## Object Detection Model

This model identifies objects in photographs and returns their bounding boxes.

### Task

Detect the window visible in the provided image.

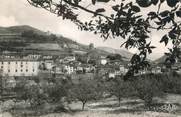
[1,66,3,69]
[15,69,18,72]
[21,65,23,67]
[21,69,23,72]
[8,69,10,72]
[26,69,28,72]
[8,62,10,64]
[1,62,3,64]
[33,69,35,72]
[16,61,17,64]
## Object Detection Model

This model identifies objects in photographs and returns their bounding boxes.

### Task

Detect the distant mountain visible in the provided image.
[0,25,132,61]
[0,25,88,51]
[97,47,133,60]
[0,25,46,35]
[86,48,110,59]
[154,55,167,64]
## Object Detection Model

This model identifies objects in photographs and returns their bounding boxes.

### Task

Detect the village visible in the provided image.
[0,49,181,86]
[0,51,165,78]
[1,0,181,116]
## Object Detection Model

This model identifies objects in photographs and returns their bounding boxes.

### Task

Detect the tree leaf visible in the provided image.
[160,35,169,46]
[97,0,110,2]
[92,0,96,5]
[151,0,159,5]
[176,11,181,18]
[150,46,156,49]
[168,31,177,39]
[166,0,179,7]
[159,10,170,17]
[112,5,119,11]
[131,5,141,12]
[95,8,106,13]
[148,12,157,16]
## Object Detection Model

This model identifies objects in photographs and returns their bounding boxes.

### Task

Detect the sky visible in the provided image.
[0,0,173,60]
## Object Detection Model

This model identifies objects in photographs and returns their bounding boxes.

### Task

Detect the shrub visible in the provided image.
[70,79,101,110]
[133,74,164,106]
[107,78,136,106]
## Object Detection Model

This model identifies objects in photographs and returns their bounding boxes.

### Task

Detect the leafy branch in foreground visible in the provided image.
[27,0,181,79]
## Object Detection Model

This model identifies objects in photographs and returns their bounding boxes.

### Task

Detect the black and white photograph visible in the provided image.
[0,0,181,117]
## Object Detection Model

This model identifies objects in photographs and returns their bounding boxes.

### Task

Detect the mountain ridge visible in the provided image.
[97,46,133,60]
[0,25,133,60]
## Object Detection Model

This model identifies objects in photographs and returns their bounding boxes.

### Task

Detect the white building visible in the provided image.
[43,60,54,70]
[151,66,162,74]
[99,56,108,65]
[119,65,128,74]
[64,56,76,62]
[64,65,75,74]
[0,59,40,76]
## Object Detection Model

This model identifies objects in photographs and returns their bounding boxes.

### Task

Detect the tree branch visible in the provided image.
[62,0,113,20]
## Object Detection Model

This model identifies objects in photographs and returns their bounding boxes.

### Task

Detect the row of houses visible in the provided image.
[1,53,174,78]
[0,53,130,77]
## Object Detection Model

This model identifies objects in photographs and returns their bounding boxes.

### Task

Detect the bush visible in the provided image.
[160,72,181,94]
[107,78,136,106]
[70,79,101,110]
[133,74,164,106]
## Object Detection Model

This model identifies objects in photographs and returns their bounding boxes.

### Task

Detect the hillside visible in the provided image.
[0,25,88,52]
[97,47,133,60]
[0,25,45,35]
[154,55,167,64]
[0,25,133,61]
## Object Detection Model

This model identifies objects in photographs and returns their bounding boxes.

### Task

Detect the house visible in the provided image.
[63,65,75,74]
[119,65,128,75]
[0,54,42,76]
[151,66,162,74]
[64,56,76,62]
[98,56,108,65]
[0,59,40,76]
[108,72,116,78]
[43,60,54,70]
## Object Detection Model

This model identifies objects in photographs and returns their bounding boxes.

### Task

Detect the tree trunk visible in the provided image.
[118,97,121,107]
[82,102,86,110]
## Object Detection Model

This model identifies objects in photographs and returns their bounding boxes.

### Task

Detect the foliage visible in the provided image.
[45,79,71,103]
[89,43,95,50]
[107,78,136,106]
[28,85,48,108]
[106,54,123,61]
[13,78,72,110]
[70,79,101,110]
[133,74,164,106]
[21,30,56,43]
[159,72,181,94]
[27,0,181,79]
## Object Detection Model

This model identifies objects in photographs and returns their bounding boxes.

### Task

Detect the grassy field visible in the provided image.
[1,93,181,117]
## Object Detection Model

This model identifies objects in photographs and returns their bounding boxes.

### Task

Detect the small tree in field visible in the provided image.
[107,78,136,106]
[14,79,29,102]
[26,84,48,108]
[134,75,163,107]
[70,79,99,110]
[45,81,69,103]
[14,80,47,108]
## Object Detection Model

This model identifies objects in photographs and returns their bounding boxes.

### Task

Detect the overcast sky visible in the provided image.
[0,0,172,60]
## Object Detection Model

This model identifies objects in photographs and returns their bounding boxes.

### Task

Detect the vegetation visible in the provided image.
[70,79,102,110]
[107,78,136,106]
[1,72,181,115]
[107,54,123,61]
[134,75,164,106]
